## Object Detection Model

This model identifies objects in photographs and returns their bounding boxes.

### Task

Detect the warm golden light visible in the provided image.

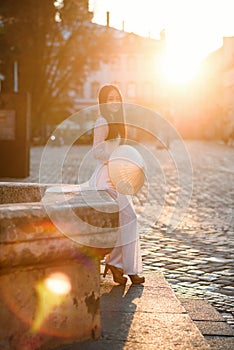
[159,0,225,85]
[91,0,234,85]
[45,272,71,295]
[31,272,71,332]
[161,51,200,84]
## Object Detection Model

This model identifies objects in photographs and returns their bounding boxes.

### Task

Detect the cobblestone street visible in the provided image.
[2,140,234,329]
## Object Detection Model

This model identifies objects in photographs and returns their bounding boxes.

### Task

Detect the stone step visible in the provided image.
[179,297,234,350]
[57,271,210,349]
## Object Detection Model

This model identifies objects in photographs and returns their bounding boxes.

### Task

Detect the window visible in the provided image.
[76,84,84,98]
[91,82,100,99]
[143,82,153,100]
[127,55,136,71]
[127,82,136,98]
[111,57,120,70]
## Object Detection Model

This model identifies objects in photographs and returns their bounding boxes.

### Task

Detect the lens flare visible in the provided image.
[31,272,71,333]
[39,103,193,247]
[45,272,71,295]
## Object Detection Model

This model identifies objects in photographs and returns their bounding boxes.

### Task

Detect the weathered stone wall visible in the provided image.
[0,182,48,204]
[0,185,119,349]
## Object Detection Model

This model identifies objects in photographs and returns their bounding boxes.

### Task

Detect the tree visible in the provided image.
[0,0,113,138]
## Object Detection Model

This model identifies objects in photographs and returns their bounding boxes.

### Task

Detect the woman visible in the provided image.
[92,84,145,285]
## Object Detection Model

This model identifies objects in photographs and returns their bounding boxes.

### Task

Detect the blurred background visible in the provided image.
[0,0,233,145]
[0,1,233,328]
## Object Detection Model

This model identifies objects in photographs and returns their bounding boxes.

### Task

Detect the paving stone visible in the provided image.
[205,337,234,350]
[194,321,234,336]
[179,298,224,321]
[2,141,234,341]
[55,271,210,350]
[178,276,199,283]
[218,280,234,286]
[108,312,209,349]
[187,270,205,276]
[199,274,219,282]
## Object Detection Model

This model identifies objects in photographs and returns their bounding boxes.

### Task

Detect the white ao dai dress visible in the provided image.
[92,116,143,274]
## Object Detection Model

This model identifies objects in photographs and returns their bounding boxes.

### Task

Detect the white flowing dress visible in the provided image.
[92,116,143,274]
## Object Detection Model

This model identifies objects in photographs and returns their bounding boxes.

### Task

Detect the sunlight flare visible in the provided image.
[161,49,200,84]
[31,272,71,333]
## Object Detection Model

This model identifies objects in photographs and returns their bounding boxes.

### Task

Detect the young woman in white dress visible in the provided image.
[92,84,145,285]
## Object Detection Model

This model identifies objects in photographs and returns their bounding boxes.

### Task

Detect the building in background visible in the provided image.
[73,14,234,142]
[198,36,234,141]
[69,20,172,145]
[74,23,166,110]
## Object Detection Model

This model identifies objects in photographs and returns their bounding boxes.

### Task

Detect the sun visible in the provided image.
[161,44,201,85]
[158,0,226,85]
[91,0,233,85]
[159,24,222,85]
[160,25,223,85]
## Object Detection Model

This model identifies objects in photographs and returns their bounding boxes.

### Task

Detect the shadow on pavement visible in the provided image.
[58,282,144,350]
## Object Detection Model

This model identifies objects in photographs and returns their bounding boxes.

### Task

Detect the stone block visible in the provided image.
[206,337,234,350]
[194,321,234,336]
[0,188,119,349]
[0,261,100,350]
[101,311,209,349]
[0,182,47,204]
[100,277,185,314]
[179,298,224,321]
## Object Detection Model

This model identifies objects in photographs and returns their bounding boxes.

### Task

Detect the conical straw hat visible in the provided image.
[108,145,145,195]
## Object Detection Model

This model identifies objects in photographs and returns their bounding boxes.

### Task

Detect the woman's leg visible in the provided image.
[108,195,143,275]
[108,239,143,274]
[95,166,143,275]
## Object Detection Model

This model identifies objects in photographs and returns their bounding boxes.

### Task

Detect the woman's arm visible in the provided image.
[92,116,111,162]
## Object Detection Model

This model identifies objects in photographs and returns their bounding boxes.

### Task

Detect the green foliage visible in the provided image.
[0,0,113,137]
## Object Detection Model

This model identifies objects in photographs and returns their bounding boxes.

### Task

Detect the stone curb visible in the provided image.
[57,271,211,350]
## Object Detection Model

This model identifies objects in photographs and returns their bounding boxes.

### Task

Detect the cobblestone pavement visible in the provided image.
[2,140,234,328]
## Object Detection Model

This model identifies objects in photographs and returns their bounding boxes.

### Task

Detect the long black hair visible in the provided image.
[98,84,126,142]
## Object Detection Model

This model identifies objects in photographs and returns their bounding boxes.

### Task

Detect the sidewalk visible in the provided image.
[56,271,233,350]
[1,143,234,349]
